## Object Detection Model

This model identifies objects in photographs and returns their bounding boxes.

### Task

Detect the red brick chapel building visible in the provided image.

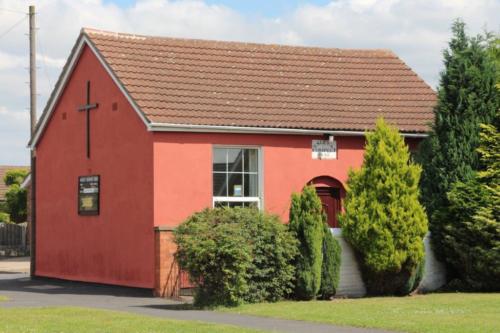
[29,28,436,297]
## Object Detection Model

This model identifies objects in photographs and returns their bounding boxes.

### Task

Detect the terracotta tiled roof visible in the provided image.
[0,166,29,202]
[84,29,436,133]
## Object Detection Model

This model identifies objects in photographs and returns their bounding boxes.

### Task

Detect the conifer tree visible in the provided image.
[340,118,427,295]
[289,186,324,300]
[319,222,341,299]
[418,21,499,258]
[442,121,500,290]
[486,35,500,90]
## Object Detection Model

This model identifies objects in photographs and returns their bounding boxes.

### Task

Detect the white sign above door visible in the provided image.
[312,139,337,160]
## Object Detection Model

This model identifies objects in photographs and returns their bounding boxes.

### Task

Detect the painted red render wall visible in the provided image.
[154,133,355,226]
[153,133,422,227]
[35,45,155,288]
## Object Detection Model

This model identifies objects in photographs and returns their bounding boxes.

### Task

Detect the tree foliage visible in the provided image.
[340,118,427,295]
[4,169,28,187]
[486,34,500,89]
[174,207,297,307]
[3,169,29,223]
[289,186,325,300]
[319,222,341,299]
[418,20,499,260]
[440,122,500,290]
[0,212,10,224]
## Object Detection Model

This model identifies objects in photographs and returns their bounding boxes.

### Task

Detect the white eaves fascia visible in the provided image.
[147,122,428,138]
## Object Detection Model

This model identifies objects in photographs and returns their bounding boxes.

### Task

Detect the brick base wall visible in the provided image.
[154,226,180,298]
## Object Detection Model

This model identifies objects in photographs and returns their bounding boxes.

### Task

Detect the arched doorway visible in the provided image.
[308,176,345,228]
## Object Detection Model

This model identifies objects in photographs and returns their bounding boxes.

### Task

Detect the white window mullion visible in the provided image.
[213,197,260,202]
[212,146,262,209]
[225,149,229,197]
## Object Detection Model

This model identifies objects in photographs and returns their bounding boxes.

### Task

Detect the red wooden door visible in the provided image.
[316,187,340,228]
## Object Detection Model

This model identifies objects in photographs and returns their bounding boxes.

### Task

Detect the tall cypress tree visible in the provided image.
[289,186,324,300]
[340,118,427,295]
[319,221,341,299]
[418,20,499,259]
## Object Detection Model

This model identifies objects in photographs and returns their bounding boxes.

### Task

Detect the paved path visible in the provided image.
[0,256,30,273]
[0,273,393,333]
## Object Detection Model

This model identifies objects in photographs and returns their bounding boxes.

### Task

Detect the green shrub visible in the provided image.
[245,209,298,303]
[439,123,500,291]
[319,223,341,299]
[174,207,297,307]
[0,212,11,223]
[340,118,428,295]
[289,186,324,300]
[3,169,28,186]
[5,184,27,223]
[3,169,29,223]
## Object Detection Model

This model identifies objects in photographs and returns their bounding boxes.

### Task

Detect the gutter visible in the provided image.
[148,122,429,138]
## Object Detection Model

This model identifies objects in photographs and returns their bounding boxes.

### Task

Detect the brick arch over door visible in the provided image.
[308,176,346,228]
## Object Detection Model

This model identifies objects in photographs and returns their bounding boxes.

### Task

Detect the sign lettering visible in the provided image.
[78,175,100,215]
[312,140,337,160]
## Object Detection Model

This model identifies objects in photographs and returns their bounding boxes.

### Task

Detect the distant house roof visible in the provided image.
[31,28,436,147]
[0,166,29,201]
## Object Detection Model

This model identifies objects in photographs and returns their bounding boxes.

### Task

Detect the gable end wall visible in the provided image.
[35,45,155,288]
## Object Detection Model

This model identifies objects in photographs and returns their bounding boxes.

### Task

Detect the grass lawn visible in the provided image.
[0,307,264,333]
[222,293,500,333]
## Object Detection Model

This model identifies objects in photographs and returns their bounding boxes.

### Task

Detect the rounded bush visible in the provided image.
[174,207,298,307]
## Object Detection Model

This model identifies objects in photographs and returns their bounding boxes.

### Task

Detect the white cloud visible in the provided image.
[0,106,30,165]
[0,106,29,121]
[0,52,24,70]
[37,54,65,68]
[0,0,498,165]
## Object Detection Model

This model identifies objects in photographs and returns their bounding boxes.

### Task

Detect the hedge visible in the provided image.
[174,207,298,307]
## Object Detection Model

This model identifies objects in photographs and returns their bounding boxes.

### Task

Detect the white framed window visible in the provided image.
[212,146,262,208]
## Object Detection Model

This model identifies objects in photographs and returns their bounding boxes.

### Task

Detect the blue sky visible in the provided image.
[105,0,332,16]
[206,0,331,17]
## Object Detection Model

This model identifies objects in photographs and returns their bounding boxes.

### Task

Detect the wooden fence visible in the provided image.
[0,222,27,248]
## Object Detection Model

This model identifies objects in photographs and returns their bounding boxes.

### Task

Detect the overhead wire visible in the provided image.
[0,7,25,14]
[0,14,27,40]
[37,27,55,98]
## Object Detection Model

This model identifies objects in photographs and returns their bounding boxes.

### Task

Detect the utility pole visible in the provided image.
[29,5,37,278]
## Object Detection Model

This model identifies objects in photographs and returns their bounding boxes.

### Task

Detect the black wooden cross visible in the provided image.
[77,81,99,159]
